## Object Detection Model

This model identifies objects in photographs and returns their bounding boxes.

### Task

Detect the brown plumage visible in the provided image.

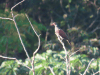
[50,22,71,45]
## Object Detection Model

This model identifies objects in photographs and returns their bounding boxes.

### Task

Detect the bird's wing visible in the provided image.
[59,29,69,40]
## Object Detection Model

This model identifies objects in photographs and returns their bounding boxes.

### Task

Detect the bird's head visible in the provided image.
[50,22,57,26]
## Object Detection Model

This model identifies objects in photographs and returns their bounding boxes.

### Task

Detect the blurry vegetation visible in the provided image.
[0,50,100,75]
[0,0,100,75]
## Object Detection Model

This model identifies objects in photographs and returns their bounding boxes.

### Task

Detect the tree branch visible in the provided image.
[69,49,81,57]
[83,58,95,75]
[93,71,100,75]
[86,10,99,31]
[57,37,70,75]
[0,55,31,70]
[25,14,41,75]
[0,17,13,20]
[91,26,100,33]
[11,0,25,11]
[48,66,56,75]
[10,0,32,64]
[25,14,41,55]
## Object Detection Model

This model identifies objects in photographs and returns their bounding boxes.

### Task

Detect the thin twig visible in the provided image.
[68,56,71,75]
[11,0,25,11]
[25,14,41,75]
[0,17,13,20]
[45,29,49,43]
[48,66,56,75]
[0,55,16,60]
[25,14,41,55]
[53,11,63,18]
[60,0,67,14]
[86,11,99,31]
[83,58,95,75]
[92,69,95,74]
[0,55,31,70]
[14,14,19,18]
[86,17,98,31]
[93,71,100,75]
[58,37,67,53]
[91,27,100,33]
[69,49,81,57]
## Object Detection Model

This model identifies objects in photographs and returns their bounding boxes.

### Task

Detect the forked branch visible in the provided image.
[0,55,31,70]
[26,14,41,75]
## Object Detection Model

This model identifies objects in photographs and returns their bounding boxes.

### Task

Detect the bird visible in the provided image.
[50,22,71,45]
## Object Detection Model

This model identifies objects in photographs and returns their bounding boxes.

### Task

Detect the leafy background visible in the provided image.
[0,0,100,75]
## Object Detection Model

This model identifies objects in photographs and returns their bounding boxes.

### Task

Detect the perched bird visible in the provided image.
[50,22,71,45]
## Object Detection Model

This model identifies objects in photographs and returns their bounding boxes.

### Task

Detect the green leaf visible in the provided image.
[90,15,93,18]
[65,5,70,8]
[69,0,72,3]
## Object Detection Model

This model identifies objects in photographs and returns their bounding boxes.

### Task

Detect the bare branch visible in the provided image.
[86,11,99,31]
[83,58,95,75]
[10,0,31,64]
[69,49,81,57]
[25,14,41,55]
[57,37,70,75]
[0,17,13,21]
[68,56,71,75]
[60,0,67,14]
[58,37,67,53]
[0,55,32,70]
[11,0,25,11]
[25,14,41,75]
[0,55,16,60]
[91,27,100,33]
[14,14,19,18]
[48,66,56,75]
[45,29,49,43]
[93,71,100,75]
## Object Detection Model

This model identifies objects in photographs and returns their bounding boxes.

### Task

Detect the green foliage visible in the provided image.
[0,60,29,75]
[69,0,72,3]
[0,12,46,58]
[0,50,99,75]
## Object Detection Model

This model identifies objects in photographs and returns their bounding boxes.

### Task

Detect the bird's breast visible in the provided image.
[55,30,59,33]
